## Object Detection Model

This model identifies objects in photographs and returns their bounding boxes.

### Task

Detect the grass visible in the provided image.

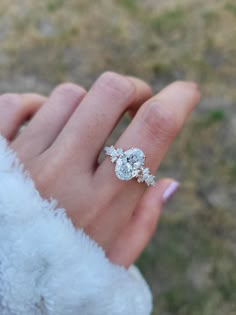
[224,2,236,15]
[118,0,137,12]
[151,7,185,33]
[191,109,226,132]
[0,0,235,314]
[206,109,226,124]
[228,162,236,181]
[47,0,64,12]
[203,9,219,24]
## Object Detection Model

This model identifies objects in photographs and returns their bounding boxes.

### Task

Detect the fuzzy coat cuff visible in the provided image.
[0,135,152,315]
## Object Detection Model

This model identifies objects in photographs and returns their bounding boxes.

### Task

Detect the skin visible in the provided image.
[0,72,200,268]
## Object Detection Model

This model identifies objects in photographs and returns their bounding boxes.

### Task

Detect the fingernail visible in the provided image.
[163,181,180,203]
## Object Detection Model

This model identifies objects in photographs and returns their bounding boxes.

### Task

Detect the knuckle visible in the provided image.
[97,71,135,99]
[142,101,180,142]
[30,162,53,195]
[54,82,86,98]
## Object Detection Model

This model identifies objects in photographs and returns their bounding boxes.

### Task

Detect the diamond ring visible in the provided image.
[104,146,156,186]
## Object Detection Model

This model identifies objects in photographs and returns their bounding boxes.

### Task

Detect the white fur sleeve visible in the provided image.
[0,135,152,315]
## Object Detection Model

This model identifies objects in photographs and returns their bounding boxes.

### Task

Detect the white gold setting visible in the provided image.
[104,146,156,186]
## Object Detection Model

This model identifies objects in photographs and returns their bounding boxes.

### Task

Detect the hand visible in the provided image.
[0,72,200,267]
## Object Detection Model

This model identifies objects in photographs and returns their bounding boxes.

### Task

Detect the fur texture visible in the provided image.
[0,135,152,315]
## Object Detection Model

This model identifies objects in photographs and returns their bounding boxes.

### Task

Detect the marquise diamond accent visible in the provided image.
[104,146,156,186]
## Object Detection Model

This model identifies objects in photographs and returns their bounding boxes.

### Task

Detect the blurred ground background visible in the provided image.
[0,0,235,314]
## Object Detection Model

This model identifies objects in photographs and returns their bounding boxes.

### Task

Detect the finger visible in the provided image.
[21,93,47,115]
[107,179,179,267]
[94,81,200,245]
[52,72,152,169]
[126,76,153,118]
[12,83,86,159]
[98,81,200,187]
[0,93,46,140]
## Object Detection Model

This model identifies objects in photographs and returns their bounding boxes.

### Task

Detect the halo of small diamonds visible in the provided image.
[104,146,156,186]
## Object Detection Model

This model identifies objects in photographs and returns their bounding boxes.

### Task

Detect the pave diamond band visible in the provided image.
[104,146,156,186]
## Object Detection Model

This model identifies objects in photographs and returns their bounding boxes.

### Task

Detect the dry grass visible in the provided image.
[0,0,235,313]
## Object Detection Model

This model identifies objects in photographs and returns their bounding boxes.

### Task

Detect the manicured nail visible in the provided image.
[163,181,180,203]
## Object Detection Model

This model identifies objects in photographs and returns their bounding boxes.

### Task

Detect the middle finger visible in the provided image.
[51,72,152,169]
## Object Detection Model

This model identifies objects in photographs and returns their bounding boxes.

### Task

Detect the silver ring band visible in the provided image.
[104,146,156,186]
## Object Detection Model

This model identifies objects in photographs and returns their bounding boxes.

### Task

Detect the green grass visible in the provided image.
[212,262,236,301]
[47,0,64,12]
[224,2,236,15]
[151,7,185,33]
[203,10,219,23]
[118,0,137,12]
[228,162,236,181]
[206,109,225,124]
[164,287,209,314]
[194,109,226,130]
[152,62,173,76]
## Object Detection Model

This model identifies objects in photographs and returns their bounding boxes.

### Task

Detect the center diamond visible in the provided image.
[115,148,145,181]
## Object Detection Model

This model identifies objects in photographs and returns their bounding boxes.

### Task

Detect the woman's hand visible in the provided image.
[0,72,200,267]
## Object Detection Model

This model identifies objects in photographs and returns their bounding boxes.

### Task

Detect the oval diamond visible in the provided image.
[115,157,133,180]
[114,148,145,181]
[125,148,145,167]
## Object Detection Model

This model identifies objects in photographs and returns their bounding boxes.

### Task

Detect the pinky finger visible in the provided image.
[107,179,179,268]
[0,93,46,140]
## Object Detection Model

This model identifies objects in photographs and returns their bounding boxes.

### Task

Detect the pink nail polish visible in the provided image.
[163,181,180,203]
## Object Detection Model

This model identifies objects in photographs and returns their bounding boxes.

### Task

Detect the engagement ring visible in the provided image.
[104,146,156,186]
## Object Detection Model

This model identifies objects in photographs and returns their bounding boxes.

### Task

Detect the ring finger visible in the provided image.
[92,81,200,245]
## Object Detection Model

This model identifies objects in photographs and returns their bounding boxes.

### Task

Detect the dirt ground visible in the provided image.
[0,0,235,314]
